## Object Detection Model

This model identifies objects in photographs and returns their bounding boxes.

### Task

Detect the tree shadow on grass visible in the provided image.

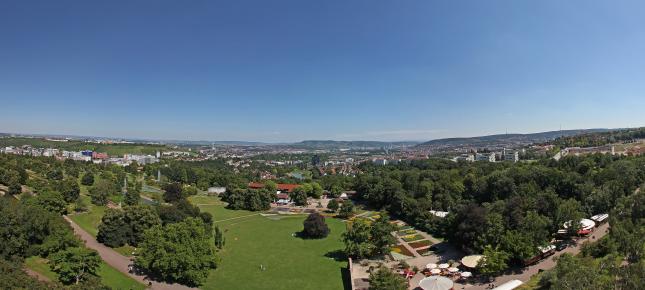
[293,231,331,240]
[324,249,347,262]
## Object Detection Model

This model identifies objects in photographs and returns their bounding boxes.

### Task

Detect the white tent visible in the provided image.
[563,219,595,231]
[460,271,472,278]
[492,279,523,290]
[426,263,438,269]
[461,255,483,268]
[438,263,449,269]
[419,276,454,290]
[448,267,459,273]
[591,213,609,223]
[430,269,441,274]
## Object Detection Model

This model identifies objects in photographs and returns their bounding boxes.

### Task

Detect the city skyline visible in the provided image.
[2,1,645,142]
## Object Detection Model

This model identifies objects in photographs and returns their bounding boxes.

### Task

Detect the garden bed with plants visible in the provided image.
[401,234,425,242]
[391,245,414,257]
[397,229,417,236]
[416,248,434,256]
[397,225,414,231]
[408,240,432,249]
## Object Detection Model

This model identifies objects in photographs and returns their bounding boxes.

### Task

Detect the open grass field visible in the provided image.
[190,196,349,290]
[68,203,106,237]
[24,256,145,290]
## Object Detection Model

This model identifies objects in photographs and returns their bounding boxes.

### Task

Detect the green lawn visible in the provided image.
[24,256,57,281]
[69,205,106,237]
[24,256,145,290]
[190,196,349,290]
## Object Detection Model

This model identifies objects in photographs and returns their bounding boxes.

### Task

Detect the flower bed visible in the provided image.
[401,234,425,242]
[398,225,413,231]
[408,240,432,249]
[397,229,417,236]
[416,248,433,256]
[391,245,414,257]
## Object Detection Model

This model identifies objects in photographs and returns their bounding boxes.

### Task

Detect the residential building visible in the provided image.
[453,154,474,162]
[475,152,495,162]
[503,149,519,163]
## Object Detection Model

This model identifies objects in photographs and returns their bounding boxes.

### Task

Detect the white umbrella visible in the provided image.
[430,269,441,274]
[461,255,483,268]
[448,267,459,273]
[419,276,454,290]
[426,263,438,269]
[438,263,449,269]
[461,271,472,278]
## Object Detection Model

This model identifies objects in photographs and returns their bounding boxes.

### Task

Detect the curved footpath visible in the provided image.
[63,216,195,290]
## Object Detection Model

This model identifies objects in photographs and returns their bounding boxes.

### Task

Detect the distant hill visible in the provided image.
[416,129,613,149]
[293,140,420,149]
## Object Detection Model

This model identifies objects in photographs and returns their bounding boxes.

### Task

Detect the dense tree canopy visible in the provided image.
[49,247,102,285]
[97,206,161,247]
[368,265,407,290]
[135,218,218,286]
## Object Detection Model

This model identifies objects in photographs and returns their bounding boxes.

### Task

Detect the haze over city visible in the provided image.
[2,1,644,142]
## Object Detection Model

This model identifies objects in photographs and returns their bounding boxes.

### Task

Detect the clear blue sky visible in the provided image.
[1,1,644,142]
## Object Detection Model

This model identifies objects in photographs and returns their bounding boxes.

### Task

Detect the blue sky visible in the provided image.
[1,1,644,142]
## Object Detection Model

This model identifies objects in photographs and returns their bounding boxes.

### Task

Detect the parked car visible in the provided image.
[556,242,568,251]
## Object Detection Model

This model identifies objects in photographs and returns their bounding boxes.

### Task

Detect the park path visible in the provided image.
[63,216,195,290]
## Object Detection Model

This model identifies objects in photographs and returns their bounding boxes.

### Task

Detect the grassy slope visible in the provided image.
[69,204,106,237]
[191,196,348,290]
[24,256,145,290]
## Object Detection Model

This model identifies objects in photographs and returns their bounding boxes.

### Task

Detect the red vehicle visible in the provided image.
[577,229,592,236]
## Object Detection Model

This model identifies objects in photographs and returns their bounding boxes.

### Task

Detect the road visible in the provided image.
[63,216,195,290]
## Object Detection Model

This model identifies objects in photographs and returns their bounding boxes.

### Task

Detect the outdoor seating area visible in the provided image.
[421,261,472,282]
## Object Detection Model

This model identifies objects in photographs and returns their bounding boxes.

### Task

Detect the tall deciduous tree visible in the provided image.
[135,218,217,286]
[49,247,101,285]
[302,212,330,239]
[370,213,396,256]
[338,201,354,218]
[477,245,509,276]
[59,178,80,203]
[368,265,408,290]
[163,182,184,203]
[80,172,94,186]
[342,218,374,259]
[327,199,339,212]
[289,188,307,206]
[89,179,117,206]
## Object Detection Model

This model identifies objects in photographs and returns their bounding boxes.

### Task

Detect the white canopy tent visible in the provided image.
[563,219,595,231]
[419,276,454,290]
[591,213,609,223]
[426,263,438,269]
[461,255,483,268]
[492,279,523,290]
